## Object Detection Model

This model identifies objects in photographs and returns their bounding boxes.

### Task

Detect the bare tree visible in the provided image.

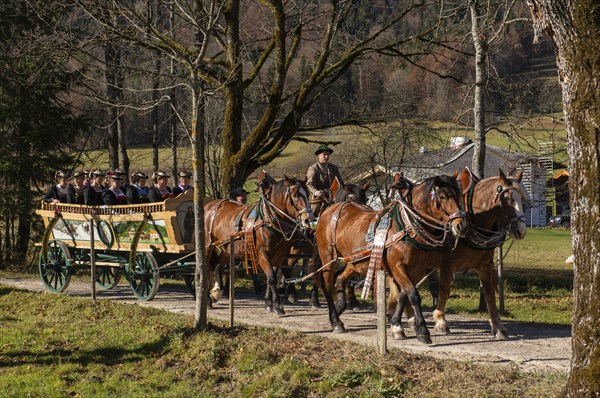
[528,1,600,395]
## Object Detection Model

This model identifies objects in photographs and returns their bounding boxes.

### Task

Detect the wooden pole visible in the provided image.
[497,246,504,312]
[229,236,235,327]
[376,270,387,355]
[90,219,96,302]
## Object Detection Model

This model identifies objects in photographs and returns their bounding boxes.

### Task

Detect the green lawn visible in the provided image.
[0,286,566,397]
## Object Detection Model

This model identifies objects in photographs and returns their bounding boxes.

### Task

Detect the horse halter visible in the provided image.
[494,183,526,228]
[430,186,467,223]
[285,184,313,220]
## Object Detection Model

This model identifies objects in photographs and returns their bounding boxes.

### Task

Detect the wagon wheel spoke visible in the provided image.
[39,240,71,293]
[129,252,159,301]
[95,266,121,290]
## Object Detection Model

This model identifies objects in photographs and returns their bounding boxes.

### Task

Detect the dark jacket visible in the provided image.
[68,187,86,205]
[43,184,73,203]
[126,185,149,204]
[172,185,193,196]
[83,185,104,205]
[148,186,174,203]
[102,187,127,205]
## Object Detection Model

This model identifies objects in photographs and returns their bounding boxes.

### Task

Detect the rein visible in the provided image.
[465,177,524,250]
[258,184,311,242]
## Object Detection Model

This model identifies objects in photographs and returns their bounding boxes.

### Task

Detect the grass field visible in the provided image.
[0,285,566,397]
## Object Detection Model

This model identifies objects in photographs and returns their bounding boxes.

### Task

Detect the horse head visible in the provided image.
[494,168,527,240]
[278,175,315,228]
[422,172,468,238]
[334,183,369,204]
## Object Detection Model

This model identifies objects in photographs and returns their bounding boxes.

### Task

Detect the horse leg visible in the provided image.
[309,254,322,308]
[428,269,440,308]
[389,281,408,340]
[478,261,508,339]
[334,265,352,315]
[320,256,346,332]
[346,275,361,311]
[433,265,453,335]
[390,268,432,344]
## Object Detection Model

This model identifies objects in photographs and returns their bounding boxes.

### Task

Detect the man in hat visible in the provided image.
[306,144,344,216]
[149,171,174,202]
[102,173,127,205]
[173,170,193,196]
[229,187,248,205]
[43,170,73,203]
[68,171,87,204]
[126,171,150,204]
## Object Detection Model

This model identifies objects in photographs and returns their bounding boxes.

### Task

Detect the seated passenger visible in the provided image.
[83,170,106,205]
[173,170,193,196]
[82,170,91,187]
[113,169,128,188]
[148,171,174,202]
[126,171,150,204]
[101,173,127,205]
[68,171,87,204]
[229,187,248,205]
[44,170,73,203]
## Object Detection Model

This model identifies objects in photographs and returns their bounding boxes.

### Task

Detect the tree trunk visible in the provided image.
[529,1,600,396]
[105,40,121,171]
[220,0,244,193]
[191,77,209,330]
[470,0,487,179]
[169,2,178,178]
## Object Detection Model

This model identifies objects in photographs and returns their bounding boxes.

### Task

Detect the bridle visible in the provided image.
[258,181,313,241]
[494,183,527,229]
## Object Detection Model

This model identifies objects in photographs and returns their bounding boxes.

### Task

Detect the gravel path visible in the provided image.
[1,276,571,373]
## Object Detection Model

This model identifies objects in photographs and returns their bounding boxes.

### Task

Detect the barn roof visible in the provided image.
[400,143,540,181]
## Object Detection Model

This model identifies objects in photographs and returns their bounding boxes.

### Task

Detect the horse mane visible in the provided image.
[416,174,459,208]
[334,183,368,205]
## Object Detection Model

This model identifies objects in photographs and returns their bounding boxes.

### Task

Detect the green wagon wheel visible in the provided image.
[95,266,122,290]
[130,252,160,301]
[39,240,72,293]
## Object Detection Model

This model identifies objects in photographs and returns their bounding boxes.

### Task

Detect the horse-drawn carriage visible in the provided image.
[36,191,198,301]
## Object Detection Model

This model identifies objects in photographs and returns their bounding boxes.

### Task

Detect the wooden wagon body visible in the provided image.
[36,191,198,300]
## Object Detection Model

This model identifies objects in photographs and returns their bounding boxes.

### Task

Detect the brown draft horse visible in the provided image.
[432,168,527,339]
[204,175,315,315]
[316,173,469,343]
[281,183,369,306]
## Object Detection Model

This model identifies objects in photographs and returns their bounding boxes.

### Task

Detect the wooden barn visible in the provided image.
[353,140,549,227]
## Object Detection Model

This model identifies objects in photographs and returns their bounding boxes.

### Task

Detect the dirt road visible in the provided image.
[0,276,571,373]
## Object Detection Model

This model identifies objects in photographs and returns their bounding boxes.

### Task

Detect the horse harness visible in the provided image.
[328,186,465,299]
[464,172,526,250]
[207,185,311,275]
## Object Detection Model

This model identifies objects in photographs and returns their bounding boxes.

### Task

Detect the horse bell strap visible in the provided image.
[362,213,390,300]
[243,215,260,274]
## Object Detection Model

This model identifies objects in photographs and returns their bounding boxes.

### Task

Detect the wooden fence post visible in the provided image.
[497,246,504,312]
[377,270,387,355]
[90,219,96,302]
[229,236,235,327]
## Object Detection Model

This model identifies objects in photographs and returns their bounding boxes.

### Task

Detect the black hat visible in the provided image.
[113,169,126,176]
[314,144,334,156]
[107,172,123,180]
[230,187,248,197]
[178,170,192,178]
[72,170,87,179]
[153,171,171,180]
[131,171,149,180]
[56,170,71,179]
[90,170,106,178]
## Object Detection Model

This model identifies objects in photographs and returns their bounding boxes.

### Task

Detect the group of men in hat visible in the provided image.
[44,143,342,212]
[44,168,195,206]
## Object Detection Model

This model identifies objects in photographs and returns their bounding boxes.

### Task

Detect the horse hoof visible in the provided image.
[352,306,361,312]
[265,306,273,313]
[287,294,298,304]
[417,334,432,345]
[391,325,406,340]
[332,324,347,333]
[310,302,321,309]
[434,324,450,335]
[494,329,509,340]
[275,308,286,316]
